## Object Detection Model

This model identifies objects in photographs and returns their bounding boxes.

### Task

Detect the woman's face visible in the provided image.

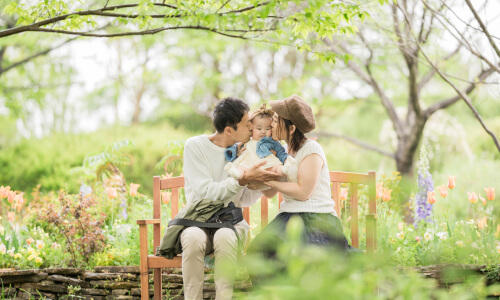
[271,112,286,141]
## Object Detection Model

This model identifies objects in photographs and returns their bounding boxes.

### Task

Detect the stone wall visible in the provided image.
[0,266,250,299]
[1,264,498,299]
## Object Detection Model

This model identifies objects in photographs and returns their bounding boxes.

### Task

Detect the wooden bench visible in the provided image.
[137,171,377,300]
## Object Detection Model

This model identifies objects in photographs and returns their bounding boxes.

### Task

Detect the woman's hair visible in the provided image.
[249,104,274,122]
[280,117,306,153]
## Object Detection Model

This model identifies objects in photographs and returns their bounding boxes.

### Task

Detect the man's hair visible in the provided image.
[213,97,249,133]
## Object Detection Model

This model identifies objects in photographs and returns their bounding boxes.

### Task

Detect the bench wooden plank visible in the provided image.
[160,177,185,189]
[330,171,371,185]
[148,256,182,269]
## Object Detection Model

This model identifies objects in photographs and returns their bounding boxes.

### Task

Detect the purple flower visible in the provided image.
[414,169,434,226]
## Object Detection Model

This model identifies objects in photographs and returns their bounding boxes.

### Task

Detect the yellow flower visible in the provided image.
[455,240,464,247]
[14,253,21,259]
[26,238,34,246]
[27,254,36,261]
[35,257,43,264]
[396,231,405,240]
[424,232,433,241]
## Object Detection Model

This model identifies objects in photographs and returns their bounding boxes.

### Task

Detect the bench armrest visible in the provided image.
[137,219,161,225]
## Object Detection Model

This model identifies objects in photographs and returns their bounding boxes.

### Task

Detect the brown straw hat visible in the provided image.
[269,95,315,133]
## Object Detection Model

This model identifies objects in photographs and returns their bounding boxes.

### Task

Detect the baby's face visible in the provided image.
[252,116,272,140]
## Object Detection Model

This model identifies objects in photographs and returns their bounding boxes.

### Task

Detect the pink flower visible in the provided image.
[376,183,383,200]
[7,211,15,223]
[448,176,456,190]
[0,186,11,199]
[339,188,348,202]
[382,188,392,202]
[14,193,24,211]
[26,238,34,246]
[467,192,478,204]
[480,195,487,206]
[129,183,140,197]
[105,187,117,199]
[477,217,487,230]
[484,187,495,201]
[427,191,436,205]
[437,185,448,198]
[7,191,15,204]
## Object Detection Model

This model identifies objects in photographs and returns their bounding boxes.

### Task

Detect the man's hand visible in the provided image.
[238,161,281,186]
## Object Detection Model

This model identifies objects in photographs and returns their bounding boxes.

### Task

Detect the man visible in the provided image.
[181,97,280,300]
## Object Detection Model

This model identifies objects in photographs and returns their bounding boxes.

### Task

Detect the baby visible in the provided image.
[224,104,297,190]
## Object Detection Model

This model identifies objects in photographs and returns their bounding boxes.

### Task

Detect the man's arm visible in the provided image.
[184,140,244,203]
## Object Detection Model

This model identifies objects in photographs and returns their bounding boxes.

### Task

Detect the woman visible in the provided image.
[249,95,350,256]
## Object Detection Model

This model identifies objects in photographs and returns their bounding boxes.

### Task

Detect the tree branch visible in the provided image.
[417,42,461,92]
[316,131,395,159]
[0,1,272,39]
[464,0,500,58]
[0,37,77,76]
[326,39,404,139]
[423,67,495,116]
[397,7,500,152]
[27,25,264,40]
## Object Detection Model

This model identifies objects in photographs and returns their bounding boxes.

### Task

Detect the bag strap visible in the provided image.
[168,218,235,231]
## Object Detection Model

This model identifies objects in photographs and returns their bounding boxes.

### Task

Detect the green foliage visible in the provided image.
[241,218,494,299]
[0,122,191,195]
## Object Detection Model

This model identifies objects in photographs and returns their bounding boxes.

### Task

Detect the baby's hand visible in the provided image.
[237,143,246,156]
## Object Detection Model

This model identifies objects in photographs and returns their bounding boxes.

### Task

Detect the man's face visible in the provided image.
[231,112,251,143]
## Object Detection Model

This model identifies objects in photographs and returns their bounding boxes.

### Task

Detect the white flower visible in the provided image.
[471,242,479,249]
[398,222,404,231]
[0,243,6,254]
[7,248,14,256]
[436,232,448,240]
[424,232,433,241]
[396,231,405,240]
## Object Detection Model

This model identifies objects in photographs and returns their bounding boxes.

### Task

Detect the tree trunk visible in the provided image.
[395,117,427,176]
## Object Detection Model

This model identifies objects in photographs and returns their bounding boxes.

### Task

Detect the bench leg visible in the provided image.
[154,269,162,300]
[139,224,150,300]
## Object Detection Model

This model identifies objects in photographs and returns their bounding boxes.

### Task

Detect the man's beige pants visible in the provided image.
[180,223,247,300]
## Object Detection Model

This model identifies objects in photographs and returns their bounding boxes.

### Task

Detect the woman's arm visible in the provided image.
[264,154,323,201]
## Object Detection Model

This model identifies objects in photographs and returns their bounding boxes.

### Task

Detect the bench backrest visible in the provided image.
[152,171,376,251]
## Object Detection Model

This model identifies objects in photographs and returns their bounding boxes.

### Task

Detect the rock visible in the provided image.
[203,283,215,291]
[84,272,136,281]
[1,273,48,284]
[89,280,139,289]
[43,268,82,275]
[19,282,67,294]
[94,266,140,274]
[48,274,87,286]
[80,288,109,296]
[112,289,131,296]
[0,269,39,276]
[161,273,183,283]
